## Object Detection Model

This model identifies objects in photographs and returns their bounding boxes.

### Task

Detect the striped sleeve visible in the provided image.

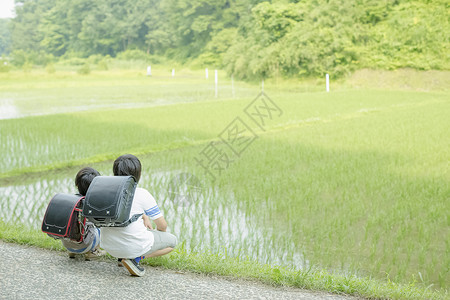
[145,204,163,220]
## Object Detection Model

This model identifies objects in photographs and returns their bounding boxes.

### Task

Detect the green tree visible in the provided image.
[39,2,69,56]
[161,0,241,59]
[11,0,54,52]
[7,0,449,78]
[0,19,11,55]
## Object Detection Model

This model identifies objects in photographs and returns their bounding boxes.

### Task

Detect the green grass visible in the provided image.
[0,221,445,300]
[0,68,449,298]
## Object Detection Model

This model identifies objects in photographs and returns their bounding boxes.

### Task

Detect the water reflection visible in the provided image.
[0,177,73,225]
[0,99,20,119]
[0,170,307,270]
[0,98,176,120]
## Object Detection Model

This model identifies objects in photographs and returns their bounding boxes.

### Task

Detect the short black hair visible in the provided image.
[113,154,141,182]
[75,167,101,196]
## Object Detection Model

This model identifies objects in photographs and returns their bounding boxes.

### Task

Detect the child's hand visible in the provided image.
[142,215,153,230]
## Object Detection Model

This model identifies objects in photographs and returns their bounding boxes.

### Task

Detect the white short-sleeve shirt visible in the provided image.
[100,187,163,258]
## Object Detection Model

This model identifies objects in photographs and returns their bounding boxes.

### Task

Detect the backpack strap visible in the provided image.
[115,213,143,227]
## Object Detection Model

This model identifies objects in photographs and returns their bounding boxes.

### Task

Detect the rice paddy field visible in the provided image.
[0,67,448,298]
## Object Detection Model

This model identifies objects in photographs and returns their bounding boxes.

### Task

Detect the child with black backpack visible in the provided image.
[62,167,105,260]
[100,154,177,276]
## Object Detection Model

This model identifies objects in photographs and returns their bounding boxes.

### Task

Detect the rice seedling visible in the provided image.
[0,70,448,296]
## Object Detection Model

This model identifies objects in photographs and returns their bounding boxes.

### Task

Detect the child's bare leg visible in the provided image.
[146,247,174,258]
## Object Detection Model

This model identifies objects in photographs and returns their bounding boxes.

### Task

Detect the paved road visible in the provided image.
[0,241,358,300]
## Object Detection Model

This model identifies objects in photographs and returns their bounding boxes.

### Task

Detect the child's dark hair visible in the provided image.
[75,167,101,196]
[113,154,141,182]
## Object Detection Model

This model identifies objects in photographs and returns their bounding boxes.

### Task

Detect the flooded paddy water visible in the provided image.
[0,165,307,270]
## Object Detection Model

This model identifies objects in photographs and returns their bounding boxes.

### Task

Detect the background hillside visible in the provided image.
[1,0,449,79]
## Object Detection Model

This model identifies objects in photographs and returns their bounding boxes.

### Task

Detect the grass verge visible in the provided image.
[0,221,445,300]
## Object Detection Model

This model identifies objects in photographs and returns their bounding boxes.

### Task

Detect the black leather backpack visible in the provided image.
[82,175,141,227]
[41,194,86,242]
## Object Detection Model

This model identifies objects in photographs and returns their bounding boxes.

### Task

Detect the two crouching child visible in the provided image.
[42,154,177,277]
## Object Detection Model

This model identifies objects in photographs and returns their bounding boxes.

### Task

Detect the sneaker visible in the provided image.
[84,248,106,261]
[122,258,145,277]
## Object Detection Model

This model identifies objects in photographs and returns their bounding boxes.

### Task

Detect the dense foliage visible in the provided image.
[4,0,450,78]
[0,19,11,56]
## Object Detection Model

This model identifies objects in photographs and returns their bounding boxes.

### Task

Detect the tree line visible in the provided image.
[2,0,449,79]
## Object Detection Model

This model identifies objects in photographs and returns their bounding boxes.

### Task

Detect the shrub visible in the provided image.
[22,61,33,72]
[87,54,104,64]
[116,49,150,61]
[0,59,10,72]
[10,50,28,67]
[27,51,54,66]
[45,63,55,74]
[63,57,87,66]
[77,63,90,75]
[97,59,108,71]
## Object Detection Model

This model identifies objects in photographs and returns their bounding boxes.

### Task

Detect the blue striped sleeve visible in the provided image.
[145,205,162,219]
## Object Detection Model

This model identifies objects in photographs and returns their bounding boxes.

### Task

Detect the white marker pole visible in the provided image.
[205,68,208,79]
[326,73,330,92]
[215,70,218,98]
[147,66,151,76]
[172,69,175,77]
[231,74,235,98]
